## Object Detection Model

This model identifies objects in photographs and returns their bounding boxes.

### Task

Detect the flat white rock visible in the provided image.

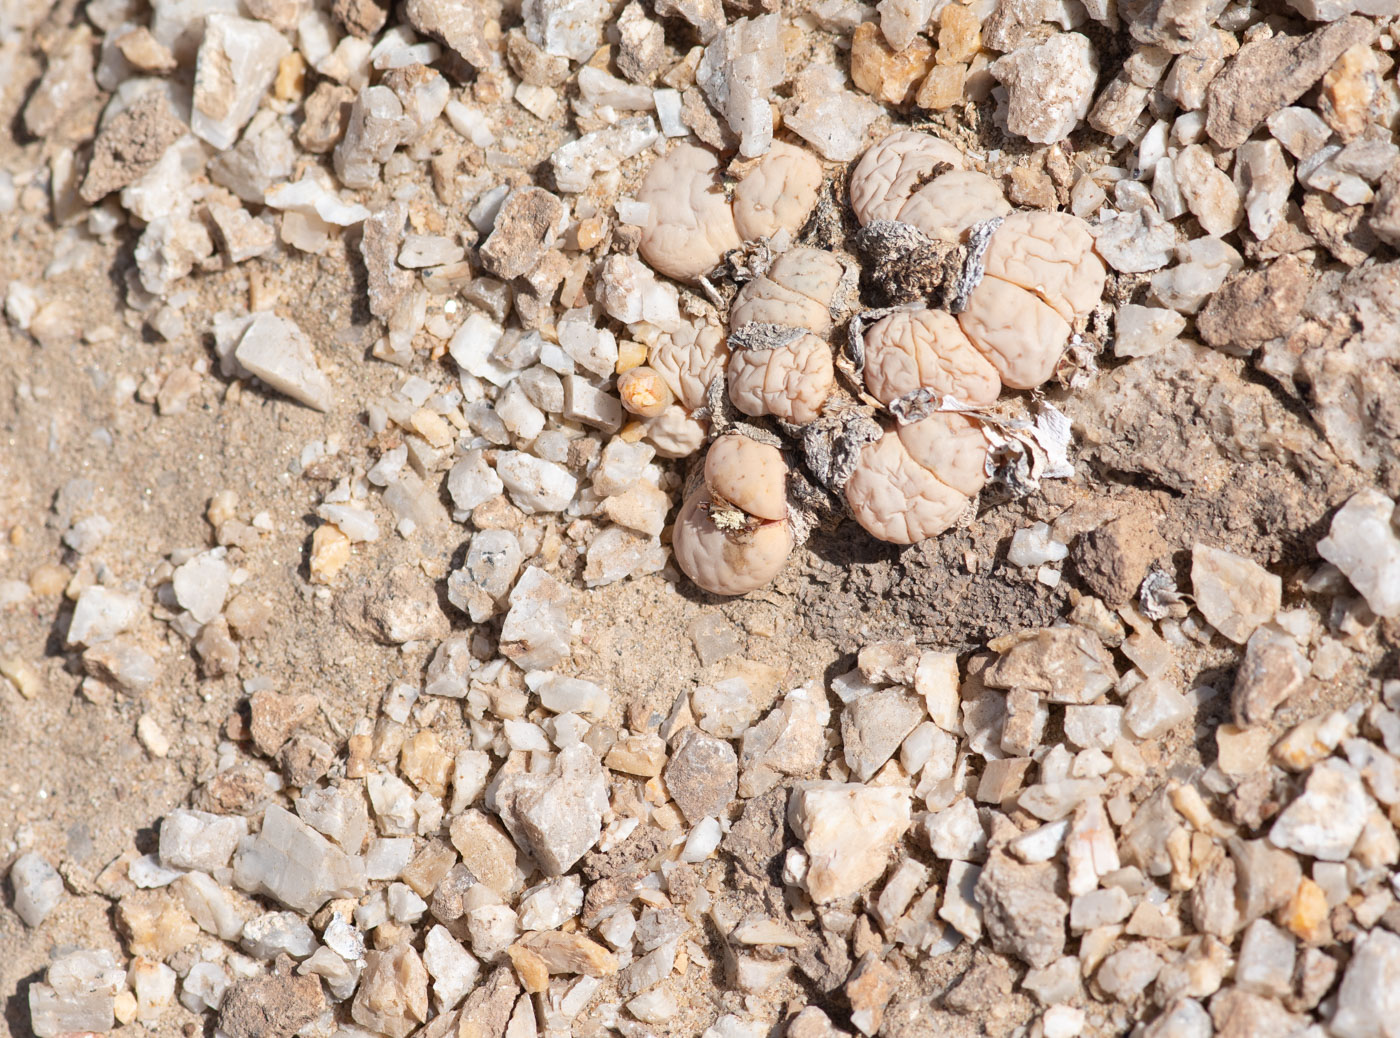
[233,312,334,412]
[1317,488,1400,619]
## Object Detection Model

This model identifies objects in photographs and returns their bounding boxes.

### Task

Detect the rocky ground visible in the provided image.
[3,0,1400,1037]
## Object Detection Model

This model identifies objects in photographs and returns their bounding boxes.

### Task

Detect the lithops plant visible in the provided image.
[730,247,844,336]
[845,412,990,545]
[629,129,1107,594]
[639,312,727,457]
[672,434,795,595]
[842,156,1105,543]
[849,129,1009,241]
[730,141,825,242]
[647,313,728,413]
[704,433,790,521]
[725,247,845,424]
[849,164,1106,390]
[860,309,1001,410]
[956,210,1106,388]
[848,130,965,224]
[637,144,742,282]
[843,422,974,545]
[616,365,673,418]
[726,330,836,425]
[638,139,826,284]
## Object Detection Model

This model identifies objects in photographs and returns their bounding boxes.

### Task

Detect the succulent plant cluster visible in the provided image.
[624,129,1107,595]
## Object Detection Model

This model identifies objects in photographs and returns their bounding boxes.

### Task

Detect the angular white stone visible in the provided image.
[992,33,1099,145]
[496,451,578,513]
[517,874,584,930]
[1331,928,1400,1038]
[557,308,619,377]
[28,949,125,1038]
[264,176,371,226]
[536,673,610,716]
[176,871,246,940]
[241,910,316,959]
[1235,918,1296,998]
[552,117,658,193]
[1234,139,1291,241]
[179,961,231,1013]
[788,781,911,903]
[159,808,249,871]
[926,798,987,861]
[492,743,610,874]
[523,0,610,61]
[232,804,367,913]
[128,854,183,889]
[500,567,572,670]
[172,549,231,624]
[1269,758,1374,862]
[1114,304,1185,359]
[877,0,935,49]
[234,312,334,412]
[295,783,370,852]
[696,15,784,157]
[563,376,623,432]
[11,852,63,927]
[783,64,883,162]
[67,586,141,647]
[192,15,291,150]
[1317,489,1400,619]
[939,860,983,940]
[424,924,480,1011]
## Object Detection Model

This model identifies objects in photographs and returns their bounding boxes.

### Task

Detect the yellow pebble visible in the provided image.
[29,563,69,597]
[576,217,605,251]
[616,339,647,373]
[309,524,351,585]
[1284,877,1329,942]
[274,52,306,102]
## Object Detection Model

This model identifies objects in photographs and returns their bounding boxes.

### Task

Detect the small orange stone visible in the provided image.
[28,562,69,596]
[309,523,351,585]
[616,339,647,373]
[916,63,967,110]
[506,944,551,993]
[274,52,305,102]
[575,216,605,251]
[1283,877,1329,942]
[936,4,982,65]
[851,22,935,106]
[1320,42,1378,141]
[1006,165,1057,209]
